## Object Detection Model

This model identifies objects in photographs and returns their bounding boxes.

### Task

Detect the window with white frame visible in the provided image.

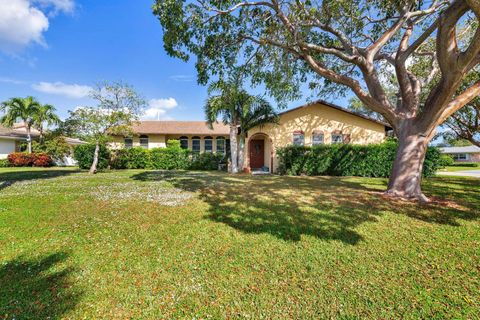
[204,136,213,153]
[453,153,469,161]
[179,136,188,149]
[192,136,201,153]
[139,135,149,149]
[312,132,324,145]
[124,137,133,149]
[293,132,305,146]
[331,133,343,144]
[216,137,225,154]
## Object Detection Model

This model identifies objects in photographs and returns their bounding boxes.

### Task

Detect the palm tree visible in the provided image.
[33,104,60,143]
[0,97,41,153]
[205,77,277,173]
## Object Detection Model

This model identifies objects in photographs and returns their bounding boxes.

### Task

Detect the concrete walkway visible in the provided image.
[438,170,480,178]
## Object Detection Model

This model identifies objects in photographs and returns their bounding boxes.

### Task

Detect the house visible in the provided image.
[111,100,391,172]
[440,146,480,163]
[0,125,39,159]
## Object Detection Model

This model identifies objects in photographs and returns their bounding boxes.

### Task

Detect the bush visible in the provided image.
[110,147,151,169]
[438,154,455,168]
[7,153,54,167]
[0,159,10,167]
[190,152,224,170]
[277,141,441,178]
[73,144,110,170]
[150,140,191,170]
[32,137,72,161]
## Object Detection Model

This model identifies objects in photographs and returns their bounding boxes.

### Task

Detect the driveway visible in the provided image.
[438,170,480,178]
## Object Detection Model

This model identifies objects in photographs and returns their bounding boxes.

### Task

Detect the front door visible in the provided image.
[249,139,264,169]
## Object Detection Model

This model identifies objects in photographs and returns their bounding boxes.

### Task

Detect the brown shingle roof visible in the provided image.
[132,121,229,135]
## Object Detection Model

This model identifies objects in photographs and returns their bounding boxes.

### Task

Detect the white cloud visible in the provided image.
[143,98,178,120]
[32,81,92,98]
[0,77,27,85]
[35,0,75,14]
[0,0,75,54]
[0,0,49,54]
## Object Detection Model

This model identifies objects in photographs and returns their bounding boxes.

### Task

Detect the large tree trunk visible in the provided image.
[229,125,239,173]
[89,141,100,175]
[386,126,431,202]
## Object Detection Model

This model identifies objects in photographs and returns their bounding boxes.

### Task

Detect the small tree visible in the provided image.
[64,81,146,174]
[0,96,41,153]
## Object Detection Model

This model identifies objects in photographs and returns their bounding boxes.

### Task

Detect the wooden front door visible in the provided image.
[249,139,264,169]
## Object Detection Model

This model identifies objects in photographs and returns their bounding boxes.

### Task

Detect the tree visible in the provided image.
[205,76,278,173]
[64,81,146,174]
[443,70,480,146]
[0,96,41,153]
[33,104,60,143]
[154,0,480,201]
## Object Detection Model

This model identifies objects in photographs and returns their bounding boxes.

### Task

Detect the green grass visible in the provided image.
[439,163,480,172]
[0,168,479,319]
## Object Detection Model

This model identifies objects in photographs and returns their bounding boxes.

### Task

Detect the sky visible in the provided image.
[0,0,332,122]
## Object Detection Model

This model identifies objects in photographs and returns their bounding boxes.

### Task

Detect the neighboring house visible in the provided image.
[0,125,39,159]
[440,146,480,163]
[111,100,390,173]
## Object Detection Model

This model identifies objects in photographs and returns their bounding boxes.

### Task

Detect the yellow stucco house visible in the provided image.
[111,100,390,173]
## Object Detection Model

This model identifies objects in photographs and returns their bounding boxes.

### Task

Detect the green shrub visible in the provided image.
[190,152,223,170]
[438,154,455,168]
[110,147,150,169]
[73,143,110,170]
[277,141,441,178]
[0,159,10,167]
[150,140,190,170]
[448,162,479,167]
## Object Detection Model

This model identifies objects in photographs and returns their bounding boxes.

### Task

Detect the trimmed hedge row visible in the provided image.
[277,141,442,178]
[7,152,54,167]
[74,140,225,171]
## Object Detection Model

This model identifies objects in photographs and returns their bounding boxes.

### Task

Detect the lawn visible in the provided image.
[439,163,480,172]
[0,168,479,319]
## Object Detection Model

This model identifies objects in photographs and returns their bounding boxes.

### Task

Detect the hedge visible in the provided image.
[277,141,442,178]
[7,152,54,167]
[78,140,225,171]
[73,144,111,170]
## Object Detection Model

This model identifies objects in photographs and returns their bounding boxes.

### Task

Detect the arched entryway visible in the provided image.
[247,133,273,173]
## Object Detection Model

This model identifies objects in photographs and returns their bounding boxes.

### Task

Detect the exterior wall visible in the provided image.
[245,103,387,172]
[449,153,480,163]
[110,134,229,153]
[0,138,18,159]
[110,134,167,149]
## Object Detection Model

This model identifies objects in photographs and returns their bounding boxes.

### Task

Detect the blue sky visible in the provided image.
[0,0,347,121]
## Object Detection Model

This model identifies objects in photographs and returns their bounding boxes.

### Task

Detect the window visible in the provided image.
[204,136,213,153]
[216,137,225,154]
[124,137,133,149]
[453,153,469,161]
[139,135,149,149]
[293,132,304,146]
[226,139,231,156]
[331,133,343,144]
[192,136,200,153]
[180,136,188,149]
[312,132,324,145]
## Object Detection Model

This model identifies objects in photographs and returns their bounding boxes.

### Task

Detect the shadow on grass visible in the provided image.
[0,252,80,319]
[131,171,480,244]
[0,169,79,191]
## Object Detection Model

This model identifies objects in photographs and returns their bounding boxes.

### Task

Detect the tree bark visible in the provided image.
[229,125,239,173]
[89,141,100,175]
[386,125,431,202]
[237,133,246,170]
[26,126,32,153]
